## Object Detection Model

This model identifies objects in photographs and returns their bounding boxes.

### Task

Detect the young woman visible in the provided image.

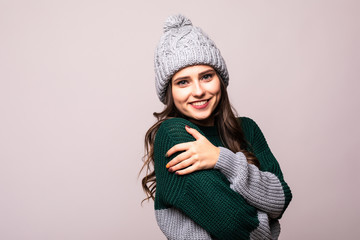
[141,14,292,240]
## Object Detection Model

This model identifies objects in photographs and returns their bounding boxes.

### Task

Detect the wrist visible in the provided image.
[212,146,220,168]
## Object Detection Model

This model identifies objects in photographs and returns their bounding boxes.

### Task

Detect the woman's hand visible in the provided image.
[165,125,220,175]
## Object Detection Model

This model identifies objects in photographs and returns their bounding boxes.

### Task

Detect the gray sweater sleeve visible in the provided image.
[155,207,274,240]
[214,147,285,219]
[156,207,212,240]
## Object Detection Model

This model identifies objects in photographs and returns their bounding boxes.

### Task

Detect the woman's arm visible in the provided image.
[154,118,272,240]
[164,118,292,219]
[214,147,288,219]
[155,207,213,240]
[236,117,292,219]
[156,206,272,240]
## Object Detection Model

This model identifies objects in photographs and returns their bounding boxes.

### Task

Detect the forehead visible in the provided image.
[172,65,215,79]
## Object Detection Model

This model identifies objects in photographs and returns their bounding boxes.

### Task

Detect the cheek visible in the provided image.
[211,81,222,105]
[172,88,188,103]
[210,81,221,97]
[171,88,186,108]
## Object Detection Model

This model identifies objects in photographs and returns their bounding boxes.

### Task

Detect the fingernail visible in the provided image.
[175,171,179,175]
[166,163,170,168]
[165,153,168,157]
[168,168,173,172]
[185,125,190,129]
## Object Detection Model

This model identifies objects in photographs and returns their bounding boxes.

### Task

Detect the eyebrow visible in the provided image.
[199,69,216,76]
[173,68,216,82]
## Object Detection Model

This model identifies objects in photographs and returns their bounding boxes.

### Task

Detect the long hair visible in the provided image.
[140,75,260,203]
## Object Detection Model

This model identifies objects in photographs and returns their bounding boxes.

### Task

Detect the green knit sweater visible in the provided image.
[154,117,292,240]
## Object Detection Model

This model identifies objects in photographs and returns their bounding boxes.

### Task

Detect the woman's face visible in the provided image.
[171,65,221,126]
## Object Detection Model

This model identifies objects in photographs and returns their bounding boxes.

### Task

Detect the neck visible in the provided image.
[187,116,215,127]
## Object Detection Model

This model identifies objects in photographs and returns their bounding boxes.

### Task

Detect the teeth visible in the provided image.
[192,100,207,106]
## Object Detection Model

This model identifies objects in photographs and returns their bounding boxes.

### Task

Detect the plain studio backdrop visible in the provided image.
[0,0,359,239]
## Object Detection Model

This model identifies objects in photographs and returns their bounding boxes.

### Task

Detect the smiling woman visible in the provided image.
[171,65,221,126]
[140,14,292,240]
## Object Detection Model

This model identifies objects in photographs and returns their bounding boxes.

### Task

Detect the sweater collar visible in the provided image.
[197,124,218,137]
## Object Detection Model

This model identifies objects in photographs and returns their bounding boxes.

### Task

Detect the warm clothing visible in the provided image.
[154,117,292,240]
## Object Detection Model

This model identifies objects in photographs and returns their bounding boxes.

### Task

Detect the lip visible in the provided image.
[189,99,210,109]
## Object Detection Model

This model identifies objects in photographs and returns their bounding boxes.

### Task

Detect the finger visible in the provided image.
[166,142,191,157]
[185,125,204,140]
[175,164,199,175]
[166,151,192,169]
[169,156,196,172]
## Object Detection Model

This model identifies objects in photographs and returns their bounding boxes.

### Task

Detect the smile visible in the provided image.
[190,99,210,109]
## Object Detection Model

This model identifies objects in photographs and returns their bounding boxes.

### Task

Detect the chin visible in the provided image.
[193,115,211,121]
[187,112,210,120]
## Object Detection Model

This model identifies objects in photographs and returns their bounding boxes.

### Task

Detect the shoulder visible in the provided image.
[158,118,199,134]
[237,116,260,134]
[159,117,193,131]
[238,116,256,126]
[155,118,202,145]
[238,116,270,153]
[237,116,267,146]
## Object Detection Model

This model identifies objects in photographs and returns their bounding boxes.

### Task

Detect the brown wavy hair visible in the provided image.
[140,74,260,203]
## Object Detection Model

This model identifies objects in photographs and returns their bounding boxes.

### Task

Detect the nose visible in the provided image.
[192,80,205,98]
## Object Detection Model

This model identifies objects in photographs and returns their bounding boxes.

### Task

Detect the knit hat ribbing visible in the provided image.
[154,14,229,103]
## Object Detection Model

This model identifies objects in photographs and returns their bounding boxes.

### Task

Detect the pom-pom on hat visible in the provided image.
[154,14,229,103]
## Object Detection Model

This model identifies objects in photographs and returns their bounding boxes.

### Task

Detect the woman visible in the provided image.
[141,14,292,240]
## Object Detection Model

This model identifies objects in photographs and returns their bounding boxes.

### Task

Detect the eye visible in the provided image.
[176,80,188,86]
[202,73,213,81]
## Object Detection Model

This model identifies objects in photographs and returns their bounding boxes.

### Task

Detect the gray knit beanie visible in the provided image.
[154,14,229,103]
